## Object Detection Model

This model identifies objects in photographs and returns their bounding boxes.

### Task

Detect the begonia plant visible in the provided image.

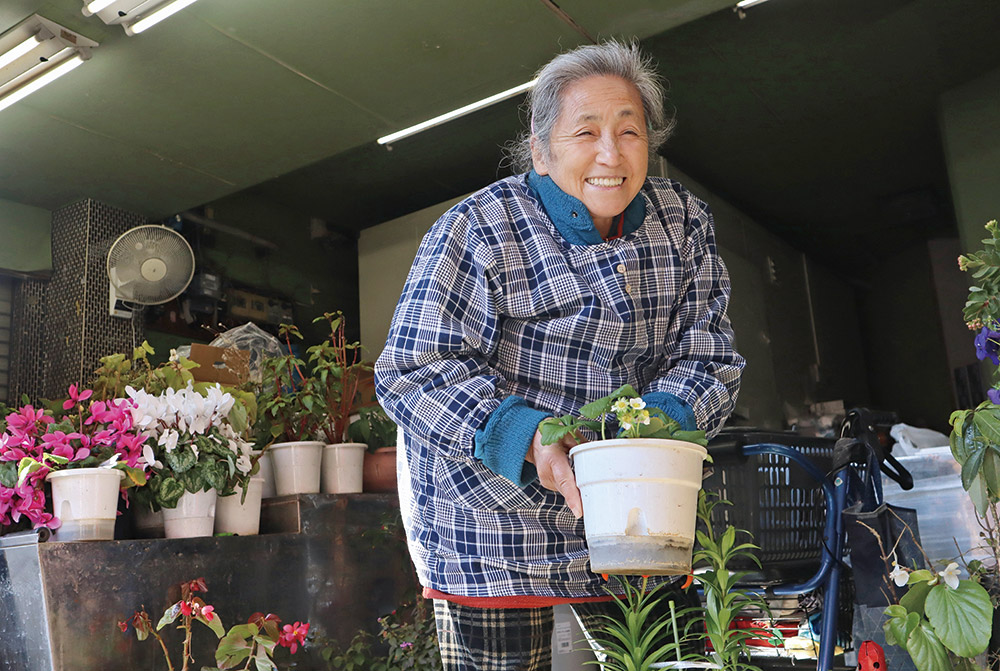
[119,577,309,671]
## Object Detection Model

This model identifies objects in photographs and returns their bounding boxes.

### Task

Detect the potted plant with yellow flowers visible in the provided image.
[540,384,709,576]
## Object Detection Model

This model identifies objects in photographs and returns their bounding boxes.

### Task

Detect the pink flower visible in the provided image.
[199,604,215,622]
[399,641,413,649]
[62,384,93,411]
[278,621,310,654]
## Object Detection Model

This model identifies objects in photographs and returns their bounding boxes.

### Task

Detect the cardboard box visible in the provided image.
[188,343,251,385]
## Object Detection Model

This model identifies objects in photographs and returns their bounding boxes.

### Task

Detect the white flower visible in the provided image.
[621,420,633,431]
[939,562,961,590]
[158,429,179,453]
[141,444,162,470]
[235,453,252,474]
[889,561,909,587]
[611,399,630,414]
[629,398,646,410]
[638,409,651,425]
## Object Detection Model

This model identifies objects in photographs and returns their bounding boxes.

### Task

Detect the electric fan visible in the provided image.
[106,225,195,317]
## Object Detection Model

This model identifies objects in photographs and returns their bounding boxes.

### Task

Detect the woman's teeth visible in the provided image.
[586,177,624,187]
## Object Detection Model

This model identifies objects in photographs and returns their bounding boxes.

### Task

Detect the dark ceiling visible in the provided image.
[249,0,1000,271]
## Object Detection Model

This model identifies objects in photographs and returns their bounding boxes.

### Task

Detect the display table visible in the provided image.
[0,493,410,671]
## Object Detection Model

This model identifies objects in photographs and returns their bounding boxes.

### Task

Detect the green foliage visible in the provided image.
[586,576,700,671]
[258,314,371,445]
[959,220,1000,330]
[89,340,199,401]
[539,384,708,447]
[317,600,442,671]
[693,491,778,671]
[348,406,397,453]
[883,571,993,671]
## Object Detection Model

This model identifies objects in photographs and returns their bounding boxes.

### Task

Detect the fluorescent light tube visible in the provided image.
[84,0,117,13]
[126,0,202,35]
[0,34,42,71]
[736,0,771,7]
[0,52,83,113]
[377,78,538,145]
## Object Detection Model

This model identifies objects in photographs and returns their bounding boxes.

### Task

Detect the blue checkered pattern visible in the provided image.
[375,174,743,598]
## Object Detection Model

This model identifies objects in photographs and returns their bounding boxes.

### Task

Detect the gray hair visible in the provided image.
[506,40,673,173]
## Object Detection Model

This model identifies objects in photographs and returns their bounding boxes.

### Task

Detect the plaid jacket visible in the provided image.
[374,173,743,598]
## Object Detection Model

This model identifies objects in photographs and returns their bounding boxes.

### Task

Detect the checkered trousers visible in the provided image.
[376,174,742,598]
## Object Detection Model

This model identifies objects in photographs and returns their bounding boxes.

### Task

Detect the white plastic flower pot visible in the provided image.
[321,443,366,494]
[215,477,263,535]
[162,489,218,538]
[569,438,707,576]
[268,441,324,495]
[251,449,276,498]
[46,467,125,542]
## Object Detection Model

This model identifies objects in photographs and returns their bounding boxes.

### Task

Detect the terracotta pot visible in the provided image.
[362,446,397,493]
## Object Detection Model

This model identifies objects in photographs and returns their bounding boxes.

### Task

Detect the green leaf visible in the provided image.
[961,443,986,491]
[198,612,225,638]
[899,580,932,615]
[924,580,992,657]
[968,472,990,516]
[165,446,197,474]
[156,602,181,630]
[905,622,953,671]
[157,477,185,509]
[974,409,1000,446]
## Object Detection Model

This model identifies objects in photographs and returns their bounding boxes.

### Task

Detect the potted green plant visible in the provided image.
[540,384,709,576]
[307,312,371,494]
[0,384,150,541]
[349,405,398,493]
[257,322,327,496]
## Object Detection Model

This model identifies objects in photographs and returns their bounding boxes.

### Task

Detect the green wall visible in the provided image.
[0,198,51,274]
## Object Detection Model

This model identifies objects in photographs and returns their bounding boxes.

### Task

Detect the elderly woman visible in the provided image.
[375,41,744,670]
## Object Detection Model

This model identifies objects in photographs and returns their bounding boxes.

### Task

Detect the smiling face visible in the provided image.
[532,75,649,234]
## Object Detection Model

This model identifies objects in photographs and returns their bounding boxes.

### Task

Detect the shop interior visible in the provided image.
[1,0,1000,669]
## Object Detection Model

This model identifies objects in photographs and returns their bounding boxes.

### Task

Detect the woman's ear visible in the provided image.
[531,138,549,176]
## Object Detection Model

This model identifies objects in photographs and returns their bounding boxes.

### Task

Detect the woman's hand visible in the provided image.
[526,427,583,518]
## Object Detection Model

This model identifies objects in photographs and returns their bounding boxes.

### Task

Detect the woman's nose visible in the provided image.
[596,135,623,164]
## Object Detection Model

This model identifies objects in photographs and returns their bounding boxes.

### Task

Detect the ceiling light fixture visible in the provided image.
[377,78,538,146]
[81,0,204,36]
[0,15,97,114]
[735,0,771,7]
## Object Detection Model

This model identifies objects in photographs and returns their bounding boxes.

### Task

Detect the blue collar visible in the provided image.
[526,170,647,246]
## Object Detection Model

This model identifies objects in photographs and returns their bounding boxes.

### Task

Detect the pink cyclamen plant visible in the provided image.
[0,385,151,531]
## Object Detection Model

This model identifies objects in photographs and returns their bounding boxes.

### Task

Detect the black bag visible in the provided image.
[840,438,925,608]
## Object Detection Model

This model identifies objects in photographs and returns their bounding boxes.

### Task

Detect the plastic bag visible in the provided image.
[209,323,283,384]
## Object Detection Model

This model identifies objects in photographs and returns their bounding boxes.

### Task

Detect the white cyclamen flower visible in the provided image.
[141,444,163,470]
[235,453,252,474]
[158,429,179,453]
[889,562,909,587]
[629,398,646,410]
[939,562,961,590]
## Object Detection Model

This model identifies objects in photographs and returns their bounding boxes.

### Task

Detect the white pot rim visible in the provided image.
[269,440,324,451]
[46,467,126,482]
[324,442,367,449]
[569,437,707,458]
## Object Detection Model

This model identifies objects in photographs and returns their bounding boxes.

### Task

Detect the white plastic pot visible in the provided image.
[215,477,264,535]
[162,489,218,538]
[321,443,366,494]
[268,441,324,495]
[46,468,124,541]
[251,449,276,498]
[569,438,707,576]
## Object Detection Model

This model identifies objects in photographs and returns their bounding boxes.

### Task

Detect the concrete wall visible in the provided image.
[941,65,1000,251]
[0,198,51,275]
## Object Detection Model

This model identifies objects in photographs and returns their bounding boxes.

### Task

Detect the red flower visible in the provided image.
[179,600,193,617]
[118,620,129,633]
[278,621,310,654]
